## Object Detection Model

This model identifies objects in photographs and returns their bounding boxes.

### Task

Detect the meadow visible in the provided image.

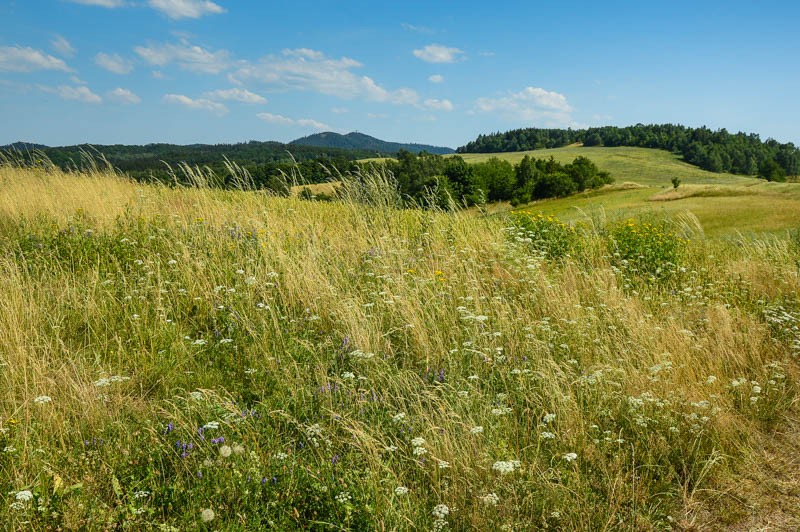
[1,159,799,529]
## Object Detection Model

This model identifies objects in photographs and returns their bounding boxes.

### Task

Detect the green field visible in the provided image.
[363,146,800,238]
[2,155,799,529]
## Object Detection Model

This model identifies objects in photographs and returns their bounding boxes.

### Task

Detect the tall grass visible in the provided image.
[0,163,798,529]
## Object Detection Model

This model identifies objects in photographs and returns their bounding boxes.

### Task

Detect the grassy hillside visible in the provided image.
[1,163,799,529]
[457,146,751,187]
[454,146,800,237]
[360,146,800,237]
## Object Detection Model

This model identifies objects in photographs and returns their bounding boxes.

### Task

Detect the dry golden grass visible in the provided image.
[0,165,798,529]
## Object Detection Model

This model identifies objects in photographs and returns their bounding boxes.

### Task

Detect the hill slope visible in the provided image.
[290,131,454,155]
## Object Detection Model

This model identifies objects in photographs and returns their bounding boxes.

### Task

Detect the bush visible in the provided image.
[609,219,686,278]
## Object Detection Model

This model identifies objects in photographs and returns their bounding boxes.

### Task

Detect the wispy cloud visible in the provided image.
[67,0,224,18]
[330,107,348,114]
[95,52,133,74]
[107,87,141,104]
[67,0,126,6]
[203,88,266,104]
[51,35,76,58]
[163,93,228,115]
[473,86,574,125]
[428,74,444,84]
[0,45,71,72]
[42,84,102,103]
[231,48,418,105]
[147,0,225,19]
[400,22,436,34]
[423,98,453,111]
[412,44,464,64]
[135,39,232,74]
[256,112,330,130]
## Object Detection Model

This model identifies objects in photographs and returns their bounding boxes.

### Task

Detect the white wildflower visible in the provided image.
[200,508,215,522]
[15,490,34,502]
[394,486,409,496]
[411,437,426,447]
[470,426,484,435]
[34,395,52,405]
[432,504,450,519]
[563,452,578,462]
[481,492,500,506]
[219,445,232,458]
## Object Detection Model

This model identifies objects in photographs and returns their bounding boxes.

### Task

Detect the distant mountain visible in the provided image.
[2,141,49,150]
[290,132,454,155]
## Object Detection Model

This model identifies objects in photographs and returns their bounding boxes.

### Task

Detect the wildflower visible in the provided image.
[274,452,288,460]
[706,375,717,385]
[34,395,52,405]
[432,504,450,519]
[384,445,398,452]
[219,445,232,458]
[481,492,500,506]
[413,446,428,456]
[470,426,484,435]
[341,372,355,380]
[15,490,34,502]
[411,437,426,447]
[542,413,556,424]
[203,421,220,430]
[134,490,150,499]
[233,444,245,455]
[9,502,25,511]
[394,486,409,496]
[335,491,352,504]
[438,460,450,469]
[540,431,555,439]
[200,508,215,522]
[492,460,518,474]
[563,452,578,462]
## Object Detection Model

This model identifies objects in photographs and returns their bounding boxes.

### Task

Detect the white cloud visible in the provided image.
[147,0,225,19]
[473,86,574,125]
[67,0,126,6]
[95,52,133,74]
[0,46,71,72]
[401,23,435,34]
[42,85,102,103]
[367,113,388,119]
[51,35,76,58]
[163,93,228,115]
[412,44,464,64]
[256,112,330,130]
[107,87,141,104]
[203,88,266,104]
[428,74,444,84]
[330,107,348,114]
[423,98,453,112]
[231,48,418,105]
[135,39,231,74]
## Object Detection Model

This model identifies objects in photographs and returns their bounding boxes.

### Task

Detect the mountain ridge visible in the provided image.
[290,131,454,155]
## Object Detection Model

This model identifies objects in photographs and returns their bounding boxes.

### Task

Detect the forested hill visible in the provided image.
[1,140,378,187]
[457,124,800,180]
[290,132,455,155]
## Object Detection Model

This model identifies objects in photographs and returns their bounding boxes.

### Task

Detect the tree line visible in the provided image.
[374,150,612,208]
[457,124,800,181]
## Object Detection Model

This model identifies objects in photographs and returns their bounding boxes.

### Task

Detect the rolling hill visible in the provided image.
[290,131,454,155]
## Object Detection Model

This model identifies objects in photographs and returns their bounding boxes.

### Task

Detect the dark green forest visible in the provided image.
[371,150,612,208]
[458,124,800,181]
[2,141,373,192]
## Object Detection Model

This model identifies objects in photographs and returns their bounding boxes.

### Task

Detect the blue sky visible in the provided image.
[1,0,798,148]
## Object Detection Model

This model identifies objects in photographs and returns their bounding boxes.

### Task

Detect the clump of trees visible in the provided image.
[380,150,612,209]
[458,124,800,181]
